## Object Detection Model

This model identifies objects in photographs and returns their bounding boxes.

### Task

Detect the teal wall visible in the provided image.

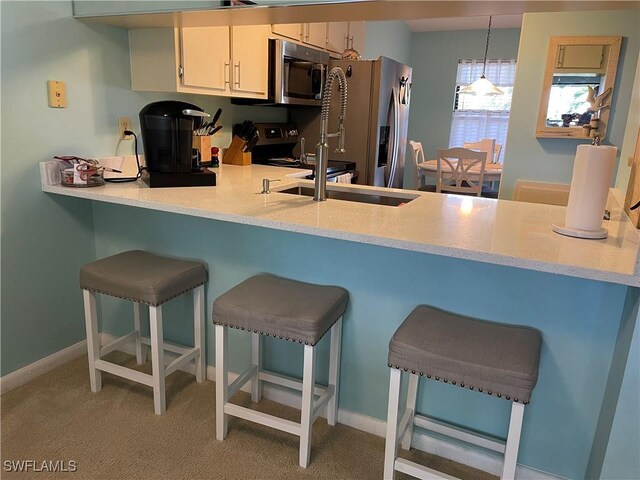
[366,24,520,190]
[600,304,640,479]
[364,21,412,66]
[0,0,284,376]
[501,10,640,199]
[90,202,630,479]
[614,51,640,191]
[2,2,639,478]
[406,28,521,164]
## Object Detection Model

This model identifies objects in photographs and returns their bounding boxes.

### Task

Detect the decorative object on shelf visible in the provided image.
[586,86,612,114]
[342,47,360,60]
[552,142,617,239]
[459,16,503,96]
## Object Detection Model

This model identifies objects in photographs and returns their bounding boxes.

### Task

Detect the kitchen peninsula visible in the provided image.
[41,162,639,479]
[42,163,640,286]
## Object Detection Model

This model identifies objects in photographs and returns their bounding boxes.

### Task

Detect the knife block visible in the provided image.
[223,135,252,166]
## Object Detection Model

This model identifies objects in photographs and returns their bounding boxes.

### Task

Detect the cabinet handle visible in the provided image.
[234,62,241,87]
[224,62,230,85]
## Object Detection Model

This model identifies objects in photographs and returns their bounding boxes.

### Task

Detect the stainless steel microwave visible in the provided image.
[271,39,329,106]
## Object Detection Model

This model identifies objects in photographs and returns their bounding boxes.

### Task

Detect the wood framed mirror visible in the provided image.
[535,36,622,140]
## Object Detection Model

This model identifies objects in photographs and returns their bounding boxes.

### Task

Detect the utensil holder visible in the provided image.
[193,135,212,163]
[223,136,252,166]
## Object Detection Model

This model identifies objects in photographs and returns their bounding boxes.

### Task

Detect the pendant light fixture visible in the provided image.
[459,16,504,96]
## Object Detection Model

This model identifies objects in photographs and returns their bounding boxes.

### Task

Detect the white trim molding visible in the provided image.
[207,365,564,480]
[1,340,564,479]
[0,340,87,394]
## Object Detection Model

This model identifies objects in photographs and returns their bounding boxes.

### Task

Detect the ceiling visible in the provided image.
[76,1,639,29]
[405,14,523,32]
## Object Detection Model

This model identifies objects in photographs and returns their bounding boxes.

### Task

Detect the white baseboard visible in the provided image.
[206,365,563,480]
[0,340,87,394]
[1,338,563,479]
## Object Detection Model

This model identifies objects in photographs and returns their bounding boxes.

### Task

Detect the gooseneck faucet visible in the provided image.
[314,66,348,201]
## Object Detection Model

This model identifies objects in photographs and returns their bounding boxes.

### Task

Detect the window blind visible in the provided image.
[450,59,516,163]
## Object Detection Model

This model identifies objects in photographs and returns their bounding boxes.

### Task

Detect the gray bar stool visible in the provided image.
[213,274,348,468]
[80,250,207,415]
[384,305,542,480]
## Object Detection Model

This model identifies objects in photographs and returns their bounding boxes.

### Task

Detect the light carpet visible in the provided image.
[1,352,496,479]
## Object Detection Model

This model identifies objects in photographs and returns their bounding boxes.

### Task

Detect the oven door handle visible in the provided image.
[306,169,357,181]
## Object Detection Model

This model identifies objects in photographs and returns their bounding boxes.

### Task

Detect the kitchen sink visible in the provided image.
[275,184,419,207]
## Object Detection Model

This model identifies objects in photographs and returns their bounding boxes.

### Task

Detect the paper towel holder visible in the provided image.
[552,143,617,240]
[552,222,608,239]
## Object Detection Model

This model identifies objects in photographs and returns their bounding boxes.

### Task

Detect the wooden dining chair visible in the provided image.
[464,138,501,164]
[436,147,487,197]
[408,140,434,191]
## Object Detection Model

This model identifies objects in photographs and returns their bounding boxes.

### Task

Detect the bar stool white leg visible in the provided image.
[384,368,402,480]
[299,344,316,468]
[149,305,166,415]
[132,302,146,365]
[251,333,263,402]
[401,373,419,450]
[501,401,525,480]
[193,285,205,383]
[82,290,102,393]
[215,324,229,440]
[327,316,343,426]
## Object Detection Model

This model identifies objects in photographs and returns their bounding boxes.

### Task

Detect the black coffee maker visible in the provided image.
[139,101,216,188]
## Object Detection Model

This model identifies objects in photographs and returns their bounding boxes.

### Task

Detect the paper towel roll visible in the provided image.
[565,145,617,232]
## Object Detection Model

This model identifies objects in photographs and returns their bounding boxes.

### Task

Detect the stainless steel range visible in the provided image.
[244,123,357,181]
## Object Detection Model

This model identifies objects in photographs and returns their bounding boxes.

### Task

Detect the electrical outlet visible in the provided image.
[118,117,133,140]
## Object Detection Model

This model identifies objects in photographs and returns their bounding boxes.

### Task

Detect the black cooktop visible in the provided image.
[256,158,356,176]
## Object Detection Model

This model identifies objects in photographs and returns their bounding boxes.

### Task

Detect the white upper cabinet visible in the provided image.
[129,26,269,99]
[271,23,302,41]
[348,21,366,55]
[180,27,229,92]
[304,23,328,49]
[274,22,327,49]
[326,22,349,54]
[230,25,269,96]
[326,21,365,56]
[271,21,366,56]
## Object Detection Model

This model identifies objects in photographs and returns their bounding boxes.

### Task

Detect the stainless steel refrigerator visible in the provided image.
[291,56,412,188]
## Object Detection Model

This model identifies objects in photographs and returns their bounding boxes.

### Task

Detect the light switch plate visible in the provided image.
[47,80,67,108]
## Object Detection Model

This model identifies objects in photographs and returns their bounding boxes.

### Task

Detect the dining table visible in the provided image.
[417,159,503,182]
[416,159,503,191]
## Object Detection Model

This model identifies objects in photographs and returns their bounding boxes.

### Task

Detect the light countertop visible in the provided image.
[41,162,640,287]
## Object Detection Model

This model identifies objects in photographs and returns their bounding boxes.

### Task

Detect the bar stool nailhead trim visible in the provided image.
[384,305,541,480]
[80,250,207,415]
[213,274,348,468]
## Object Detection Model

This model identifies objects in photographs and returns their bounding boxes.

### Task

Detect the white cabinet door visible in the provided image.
[180,27,230,92]
[272,23,302,41]
[304,23,327,49]
[327,22,349,54]
[348,21,366,55]
[230,25,269,97]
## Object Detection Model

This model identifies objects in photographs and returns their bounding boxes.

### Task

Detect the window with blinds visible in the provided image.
[449,59,517,163]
